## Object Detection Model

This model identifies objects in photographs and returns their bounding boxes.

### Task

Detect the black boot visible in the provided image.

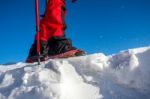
[47,36,85,58]
[26,40,48,63]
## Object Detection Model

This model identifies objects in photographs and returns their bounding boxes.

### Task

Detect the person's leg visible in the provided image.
[34,0,66,41]
[26,40,48,63]
[26,0,65,62]
[46,0,85,57]
[26,0,85,62]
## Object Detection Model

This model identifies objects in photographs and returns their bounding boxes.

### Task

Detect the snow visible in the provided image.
[0,46,150,99]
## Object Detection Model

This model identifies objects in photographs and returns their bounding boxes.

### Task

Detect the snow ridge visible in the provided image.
[0,46,150,99]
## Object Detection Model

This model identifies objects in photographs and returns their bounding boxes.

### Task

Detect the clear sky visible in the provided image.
[0,0,150,64]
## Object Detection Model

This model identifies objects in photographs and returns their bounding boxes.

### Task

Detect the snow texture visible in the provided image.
[0,46,150,99]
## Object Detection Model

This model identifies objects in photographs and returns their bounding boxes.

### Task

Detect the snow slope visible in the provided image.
[0,46,150,99]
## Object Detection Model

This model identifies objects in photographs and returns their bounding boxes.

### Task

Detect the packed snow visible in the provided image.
[0,46,150,99]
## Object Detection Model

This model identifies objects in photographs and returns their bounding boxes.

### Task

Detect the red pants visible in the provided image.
[35,0,66,41]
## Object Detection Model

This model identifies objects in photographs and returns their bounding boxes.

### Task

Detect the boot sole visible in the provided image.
[47,49,85,59]
[26,50,85,63]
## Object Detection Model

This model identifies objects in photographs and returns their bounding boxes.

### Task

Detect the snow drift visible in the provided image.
[0,46,150,99]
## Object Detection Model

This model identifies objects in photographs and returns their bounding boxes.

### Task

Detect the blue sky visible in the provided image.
[0,0,150,64]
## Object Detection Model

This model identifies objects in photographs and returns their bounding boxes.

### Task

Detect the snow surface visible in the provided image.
[0,46,150,99]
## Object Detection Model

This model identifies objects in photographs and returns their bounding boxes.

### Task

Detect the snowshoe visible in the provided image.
[26,37,85,63]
